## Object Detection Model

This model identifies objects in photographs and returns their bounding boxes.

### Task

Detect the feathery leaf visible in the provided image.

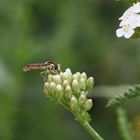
[106,84,140,107]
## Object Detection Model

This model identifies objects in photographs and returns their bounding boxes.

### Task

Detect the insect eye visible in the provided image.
[47,64,55,70]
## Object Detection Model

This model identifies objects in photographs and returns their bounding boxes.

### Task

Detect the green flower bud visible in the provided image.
[60,72,63,77]
[80,72,87,80]
[50,82,56,88]
[78,93,87,106]
[72,74,78,80]
[81,91,88,96]
[56,84,64,100]
[70,95,78,111]
[76,72,81,80]
[49,82,56,96]
[79,78,86,91]
[83,99,93,111]
[60,72,71,83]
[63,80,69,88]
[71,79,79,94]
[47,74,53,82]
[44,82,49,89]
[65,68,72,76]
[44,82,50,96]
[65,85,73,100]
[86,77,94,90]
[53,75,62,84]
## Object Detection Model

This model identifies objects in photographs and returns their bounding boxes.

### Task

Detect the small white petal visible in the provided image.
[119,14,140,29]
[119,19,128,27]
[133,2,140,13]
[128,14,140,28]
[124,29,134,38]
[120,7,135,20]
[116,28,124,37]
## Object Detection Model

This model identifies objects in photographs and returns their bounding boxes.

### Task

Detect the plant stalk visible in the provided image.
[81,121,104,140]
[117,107,134,140]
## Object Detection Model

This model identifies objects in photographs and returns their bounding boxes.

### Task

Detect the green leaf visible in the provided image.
[106,84,140,107]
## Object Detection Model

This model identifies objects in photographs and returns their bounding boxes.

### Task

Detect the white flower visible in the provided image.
[119,6,135,20]
[119,3,140,20]
[116,2,140,39]
[119,14,140,29]
[116,25,134,38]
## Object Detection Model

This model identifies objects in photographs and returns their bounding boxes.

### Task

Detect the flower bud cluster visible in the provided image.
[44,68,94,121]
[116,2,140,39]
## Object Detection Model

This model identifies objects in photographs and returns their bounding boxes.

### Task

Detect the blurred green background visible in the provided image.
[0,0,140,140]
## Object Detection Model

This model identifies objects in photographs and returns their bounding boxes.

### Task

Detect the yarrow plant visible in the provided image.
[43,68,104,140]
[116,2,140,39]
[22,1,140,139]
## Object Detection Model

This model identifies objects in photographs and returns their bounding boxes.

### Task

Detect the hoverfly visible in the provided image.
[23,61,60,72]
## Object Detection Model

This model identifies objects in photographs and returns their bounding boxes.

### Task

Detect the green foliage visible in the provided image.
[128,0,137,3]
[106,84,140,107]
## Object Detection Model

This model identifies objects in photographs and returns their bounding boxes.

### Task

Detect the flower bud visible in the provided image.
[70,95,78,111]
[47,74,53,82]
[71,79,79,94]
[78,93,87,106]
[56,84,64,100]
[83,99,93,111]
[86,77,94,90]
[44,82,50,96]
[63,80,69,88]
[65,68,72,76]
[65,85,72,100]
[72,74,78,80]
[80,72,87,80]
[60,72,63,77]
[79,78,86,90]
[49,82,56,96]
[53,75,62,84]
[76,72,81,80]
[60,72,71,83]
[50,82,56,89]
[81,91,88,96]
[44,82,49,89]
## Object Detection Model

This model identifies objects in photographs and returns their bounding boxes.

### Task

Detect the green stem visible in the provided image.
[81,121,104,140]
[117,107,134,140]
[60,101,104,140]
